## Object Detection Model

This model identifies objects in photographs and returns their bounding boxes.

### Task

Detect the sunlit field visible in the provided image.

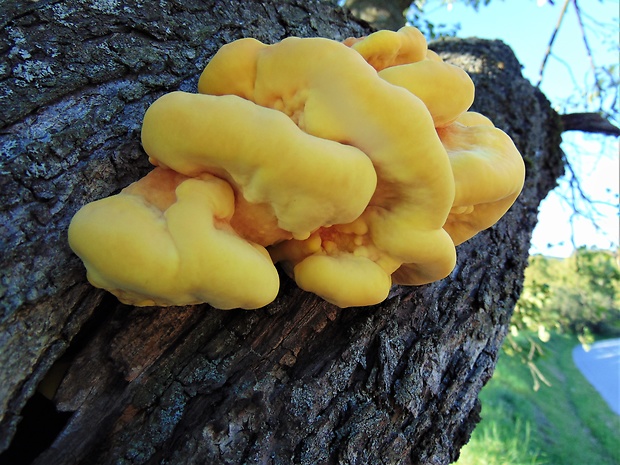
[456,332,620,465]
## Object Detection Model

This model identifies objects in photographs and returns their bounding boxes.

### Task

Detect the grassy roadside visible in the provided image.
[456,332,620,465]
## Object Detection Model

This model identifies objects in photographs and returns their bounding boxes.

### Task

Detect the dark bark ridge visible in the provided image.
[0,1,563,464]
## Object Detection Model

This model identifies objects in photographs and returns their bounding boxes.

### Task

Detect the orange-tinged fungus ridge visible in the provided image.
[68,26,525,310]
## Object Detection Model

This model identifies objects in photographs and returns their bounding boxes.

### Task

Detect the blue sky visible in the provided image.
[422,0,619,257]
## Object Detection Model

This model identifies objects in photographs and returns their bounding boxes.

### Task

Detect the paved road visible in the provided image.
[572,338,620,415]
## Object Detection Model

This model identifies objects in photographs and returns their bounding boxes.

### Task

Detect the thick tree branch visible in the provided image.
[561,112,620,136]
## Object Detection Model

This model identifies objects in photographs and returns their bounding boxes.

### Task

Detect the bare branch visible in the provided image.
[554,149,617,252]
[548,52,582,90]
[561,112,620,136]
[537,0,571,87]
[572,0,603,99]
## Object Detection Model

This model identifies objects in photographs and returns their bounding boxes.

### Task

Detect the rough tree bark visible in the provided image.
[0,1,563,464]
[343,0,413,31]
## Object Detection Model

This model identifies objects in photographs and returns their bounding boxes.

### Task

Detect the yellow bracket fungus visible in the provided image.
[68,26,525,310]
[68,169,279,309]
[439,111,525,246]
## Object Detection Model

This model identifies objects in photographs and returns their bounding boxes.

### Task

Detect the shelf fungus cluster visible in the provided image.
[68,27,525,309]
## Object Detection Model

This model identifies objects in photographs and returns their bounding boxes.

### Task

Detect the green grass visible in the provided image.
[456,332,620,465]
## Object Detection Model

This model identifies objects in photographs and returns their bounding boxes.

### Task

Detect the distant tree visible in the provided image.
[514,248,620,341]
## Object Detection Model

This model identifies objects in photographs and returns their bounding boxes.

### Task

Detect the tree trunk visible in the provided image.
[0,1,563,464]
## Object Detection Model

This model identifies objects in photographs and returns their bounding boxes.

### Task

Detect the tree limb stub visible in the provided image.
[561,112,620,137]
